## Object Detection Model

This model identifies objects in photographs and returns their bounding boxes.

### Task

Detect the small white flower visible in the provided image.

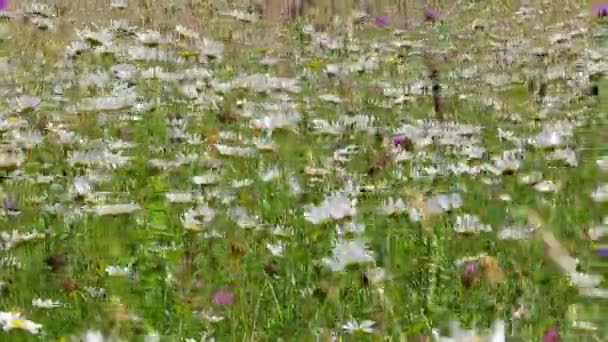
[304,193,356,225]
[1,230,45,250]
[459,145,486,160]
[56,129,82,145]
[8,129,44,149]
[288,176,302,195]
[393,150,415,162]
[0,150,25,170]
[12,96,41,113]
[454,214,492,234]
[165,192,195,203]
[249,112,301,132]
[214,144,256,158]
[425,193,463,214]
[266,242,285,256]
[93,203,140,216]
[587,224,608,241]
[547,148,577,167]
[253,137,277,152]
[578,288,608,298]
[512,300,527,320]
[533,180,559,193]
[232,207,258,229]
[530,124,572,148]
[492,152,521,174]
[105,265,132,277]
[70,176,92,198]
[341,319,376,334]
[32,17,54,30]
[518,171,543,185]
[83,286,107,298]
[192,174,220,186]
[78,28,114,46]
[336,221,366,236]
[200,310,224,323]
[136,30,162,46]
[591,184,608,203]
[0,116,28,131]
[497,224,539,240]
[111,63,139,81]
[323,239,375,272]
[83,330,104,342]
[260,167,281,182]
[364,267,387,285]
[66,40,90,58]
[144,332,161,342]
[32,298,62,309]
[569,272,603,288]
[0,311,42,334]
[597,156,608,171]
[231,179,253,188]
[304,166,331,176]
[407,207,423,222]
[181,205,216,231]
[433,320,504,342]
[311,119,344,136]
[0,256,22,269]
[110,0,128,9]
[221,9,258,23]
[76,94,137,113]
[381,197,408,216]
[270,225,292,237]
[498,193,512,202]
[175,25,199,40]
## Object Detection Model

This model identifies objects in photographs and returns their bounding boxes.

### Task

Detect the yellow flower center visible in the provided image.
[10,319,26,329]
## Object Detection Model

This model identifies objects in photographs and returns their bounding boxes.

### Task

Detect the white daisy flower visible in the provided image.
[341,319,376,334]
[192,174,220,186]
[569,272,603,288]
[165,192,195,204]
[591,184,608,203]
[454,214,492,234]
[0,311,42,334]
[32,298,63,309]
[93,203,140,216]
[533,180,559,193]
[136,30,162,46]
[304,193,356,224]
[323,239,374,272]
[105,265,132,277]
[266,242,285,256]
[83,330,104,342]
[381,197,408,216]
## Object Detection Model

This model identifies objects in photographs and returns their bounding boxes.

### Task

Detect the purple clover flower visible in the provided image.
[592,4,608,17]
[392,135,406,146]
[461,261,480,288]
[212,290,234,306]
[543,324,559,342]
[375,16,390,27]
[424,7,440,22]
[0,0,7,11]
[3,193,18,212]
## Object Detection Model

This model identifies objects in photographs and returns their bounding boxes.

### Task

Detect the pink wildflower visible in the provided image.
[212,290,234,306]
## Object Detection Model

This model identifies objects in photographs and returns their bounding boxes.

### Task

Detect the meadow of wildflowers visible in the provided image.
[0,0,605,341]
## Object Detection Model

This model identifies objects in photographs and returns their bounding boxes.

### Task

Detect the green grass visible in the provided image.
[0,1,606,341]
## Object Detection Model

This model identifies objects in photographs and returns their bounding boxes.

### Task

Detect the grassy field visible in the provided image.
[0,1,606,341]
